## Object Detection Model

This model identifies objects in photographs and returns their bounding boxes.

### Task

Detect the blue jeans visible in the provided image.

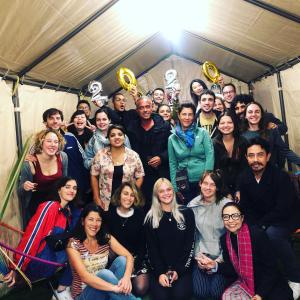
[266,225,300,282]
[76,256,140,300]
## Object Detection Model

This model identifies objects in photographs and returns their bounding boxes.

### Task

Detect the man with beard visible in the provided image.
[231,94,287,135]
[195,89,220,138]
[239,137,300,299]
[126,96,171,210]
[111,92,138,129]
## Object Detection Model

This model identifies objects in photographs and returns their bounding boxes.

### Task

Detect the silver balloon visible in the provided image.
[88,80,108,108]
[164,69,180,108]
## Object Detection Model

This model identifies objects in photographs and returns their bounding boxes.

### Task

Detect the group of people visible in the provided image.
[3,79,300,300]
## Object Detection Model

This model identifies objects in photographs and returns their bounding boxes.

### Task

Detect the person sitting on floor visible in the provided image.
[67,203,141,300]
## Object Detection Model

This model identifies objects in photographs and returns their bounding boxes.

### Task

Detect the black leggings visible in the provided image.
[150,272,193,300]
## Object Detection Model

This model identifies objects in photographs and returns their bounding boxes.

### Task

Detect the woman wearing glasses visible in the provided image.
[187,171,231,300]
[201,202,293,300]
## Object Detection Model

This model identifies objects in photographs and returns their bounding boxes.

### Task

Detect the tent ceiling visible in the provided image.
[0,0,299,94]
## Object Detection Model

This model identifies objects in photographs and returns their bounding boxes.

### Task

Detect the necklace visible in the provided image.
[121,218,129,227]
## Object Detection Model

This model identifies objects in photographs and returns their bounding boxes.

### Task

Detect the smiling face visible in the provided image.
[178,107,194,130]
[119,185,135,210]
[136,98,152,120]
[192,82,204,96]
[245,103,262,126]
[113,94,126,112]
[214,98,224,112]
[58,179,77,203]
[78,103,91,118]
[235,101,247,119]
[42,132,59,156]
[223,85,236,103]
[153,89,165,104]
[158,105,171,121]
[218,115,234,135]
[222,205,244,234]
[246,144,270,174]
[73,113,87,130]
[200,174,217,201]
[95,111,110,131]
[83,211,102,238]
[199,94,215,113]
[157,182,174,206]
[109,128,125,148]
[45,113,63,130]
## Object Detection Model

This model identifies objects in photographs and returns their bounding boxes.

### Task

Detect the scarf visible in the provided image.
[226,223,255,297]
[176,122,196,148]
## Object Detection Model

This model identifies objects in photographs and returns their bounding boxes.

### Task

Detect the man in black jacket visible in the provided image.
[126,96,171,209]
[111,92,139,130]
[239,137,300,297]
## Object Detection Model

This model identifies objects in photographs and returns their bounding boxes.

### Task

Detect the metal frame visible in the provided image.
[276,71,292,170]
[0,72,80,94]
[176,52,248,84]
[12,81,23,155]
[108,52,173,98]
[84,31,164,90]
[244,0,300,24]
[183,30,274,69]
[251,56,300,82]
[18,0,119,77]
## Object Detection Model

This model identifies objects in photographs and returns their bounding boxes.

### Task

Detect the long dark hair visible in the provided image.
[72,203,110,245]
[241,101,268,139]
[189,79,208,107]
[216,110,240,138]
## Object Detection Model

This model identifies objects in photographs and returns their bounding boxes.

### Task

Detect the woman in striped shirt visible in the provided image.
[67,203,141,300]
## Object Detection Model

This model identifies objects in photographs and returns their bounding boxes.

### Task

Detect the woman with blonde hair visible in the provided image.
[106,182,149,296]
[18,128,68,226]
[145,178,195,300]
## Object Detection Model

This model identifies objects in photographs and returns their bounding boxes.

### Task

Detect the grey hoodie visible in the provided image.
[187,195,231,260]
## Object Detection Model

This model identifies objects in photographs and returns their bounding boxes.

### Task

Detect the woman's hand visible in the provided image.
[23,181,37,191]
[118,276,132,294]
[3,270,16,287]
[251,295,262,300]
[166,270,178,284]
[235,191,240,203]
[158,274,170,287]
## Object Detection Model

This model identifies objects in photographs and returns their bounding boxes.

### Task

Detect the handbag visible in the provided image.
[45,231,71,252]
[176,168,190,192]
[45,208,71,252]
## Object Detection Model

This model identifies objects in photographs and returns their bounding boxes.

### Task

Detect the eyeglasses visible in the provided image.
[223,90,234,95]
[222,213,242,221]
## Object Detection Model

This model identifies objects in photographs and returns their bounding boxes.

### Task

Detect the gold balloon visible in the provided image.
[202,61,220,84]
[117,67,137,91]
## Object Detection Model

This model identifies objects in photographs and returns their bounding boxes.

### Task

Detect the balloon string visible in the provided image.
[0,241,65,267]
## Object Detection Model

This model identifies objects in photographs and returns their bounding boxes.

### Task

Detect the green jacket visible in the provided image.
[168,127,214,191]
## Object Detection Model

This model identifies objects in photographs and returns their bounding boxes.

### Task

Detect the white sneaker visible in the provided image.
[288,281,300,300]
[51,287,73,300]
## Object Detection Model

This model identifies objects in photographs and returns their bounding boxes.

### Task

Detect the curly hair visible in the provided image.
[33,129,65,154]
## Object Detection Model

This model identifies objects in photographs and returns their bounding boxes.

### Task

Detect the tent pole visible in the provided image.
[276,71,292,171]
[12,81,23,156]
[248,83,253,95]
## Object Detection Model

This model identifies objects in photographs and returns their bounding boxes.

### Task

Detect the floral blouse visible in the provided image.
[91,146,145,210]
